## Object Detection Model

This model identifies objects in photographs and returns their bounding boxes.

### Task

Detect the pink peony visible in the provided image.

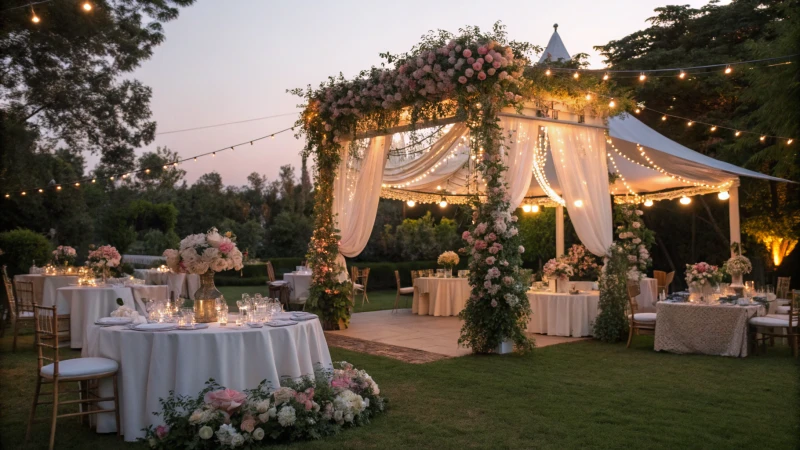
[204,389,247,412]
[472,62,483,71]
[458,76,467,84]
[474,240,488,250]
[486,233,497,242]
[477,46,488,55]
[219,241,234,253]
[462,49,472,58]
[485,256,496,265]
[462,231,471,240]
[477,71,487,80]
[465,68,474,77]
[241,416,256,433]
[294,388,315,411]
[491,299,498,307]
[156,425,169,439]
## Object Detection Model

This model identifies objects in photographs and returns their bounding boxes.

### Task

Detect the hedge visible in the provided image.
[0,229,52,277]
[214,258,468,290]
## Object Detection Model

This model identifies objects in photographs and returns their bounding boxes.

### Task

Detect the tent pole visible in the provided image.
[729,185,741,256]
[556,205,565,257]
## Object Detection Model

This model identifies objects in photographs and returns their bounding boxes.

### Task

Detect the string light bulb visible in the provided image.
[585,93,592,101]
[522,204,532,213]
[735,131,741,137]
[644,199,654,207]
[710,126,717,132]
[21,191,26,196]
[4,194,9,198]
[759,135,766,142]
[687,121,694,127]
[439,199,447,208]
[679,196,691,205]
[82,2,92,11]
[38,189,43,193]
[406,200,415,207]
[724,65,732,74]
[634,108,641,114]
[662,115,667,121]
[545,68,551,76]
[75,182,80,187]
[57,185,62,190]
[573,71,580,79]
[718,191,730,200]
[608,100,615,108]
[531,205,540,213]
[602,73,609,81]
[678,71,686,79]
[92,179,96,183]
[573,199,584,208]
[31,9,40,23]
[788,139,794,145]
[639,73,646,82]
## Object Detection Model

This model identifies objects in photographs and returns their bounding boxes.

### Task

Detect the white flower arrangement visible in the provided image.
[543,258,574,279]
[724,254,752,275]
[437,251,460,268]
[163,227,244,275]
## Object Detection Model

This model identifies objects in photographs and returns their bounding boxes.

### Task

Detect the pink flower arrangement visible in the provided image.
[52,245,77,265]
[163,227,244,275]
[86,245,121,269]
[204,388,247,412]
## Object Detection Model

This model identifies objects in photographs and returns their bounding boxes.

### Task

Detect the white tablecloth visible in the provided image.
[412,277,470,316]
[53,286,136,349]
[527,290,600,337]
[14,274,78,307]
[133,270,200,299]
[284,272,312,300]
[81,318,332,441]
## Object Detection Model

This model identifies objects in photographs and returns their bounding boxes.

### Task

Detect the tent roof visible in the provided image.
[538,25,571,64]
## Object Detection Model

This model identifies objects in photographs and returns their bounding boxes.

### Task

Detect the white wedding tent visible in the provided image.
[331,27,791,264]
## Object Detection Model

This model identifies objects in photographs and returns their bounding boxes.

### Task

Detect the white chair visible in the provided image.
[27,304,121,450]
[627,281,657,348]
[393,270,414,313]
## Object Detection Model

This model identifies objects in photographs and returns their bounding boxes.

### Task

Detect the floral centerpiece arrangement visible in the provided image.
[437,251,459,276]
[86,245,121,281]
[614,205,655,280]
[723,242,751,290]
[52,245,77,267]
[163,228,244,322]
[543,258,574,280]
[142,362,386,449]
[561,244,601,281]
[685,262,722,301]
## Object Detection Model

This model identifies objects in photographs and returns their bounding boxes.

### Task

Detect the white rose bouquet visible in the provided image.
[163,228,244,275]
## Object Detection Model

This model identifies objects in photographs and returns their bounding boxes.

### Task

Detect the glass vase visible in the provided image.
[556,276,570,294]
[193,270,220,323]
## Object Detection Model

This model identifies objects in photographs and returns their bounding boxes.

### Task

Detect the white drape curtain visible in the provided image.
[500,117,537,210]
[547,123,613,257]
[383,123,469,189]
[333,136,392,258]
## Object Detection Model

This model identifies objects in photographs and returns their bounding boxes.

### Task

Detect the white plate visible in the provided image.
[132,323,177,332]
[266,320,297,327]
[246,322,264,328]
[95,317,133,325]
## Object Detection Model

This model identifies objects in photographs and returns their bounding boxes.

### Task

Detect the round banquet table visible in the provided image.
[53,286,137,349]
[81,319,332,441]
[412,277,470,316]
[284,272,312,300]
[526,290,600,337]
[133,269,200,299]
[13,274,78,308]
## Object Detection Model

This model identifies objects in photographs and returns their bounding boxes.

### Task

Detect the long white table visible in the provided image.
[412,277,470,316]
[81,318,332,441]
[527,290,600,337]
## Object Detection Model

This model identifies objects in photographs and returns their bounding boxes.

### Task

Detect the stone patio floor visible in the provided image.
[326,309,586,360]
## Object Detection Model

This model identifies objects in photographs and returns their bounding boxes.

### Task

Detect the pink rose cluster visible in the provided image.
[163,227,244,275]
[205,388,248,413]
[87,245,121,269]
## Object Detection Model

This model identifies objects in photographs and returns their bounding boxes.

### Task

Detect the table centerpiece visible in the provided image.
[163,228,244,322]
[52,245,77,269]
[87,245,122,282]
[685,261,722,302]
[544,258,574,294]
[437,251,459,278]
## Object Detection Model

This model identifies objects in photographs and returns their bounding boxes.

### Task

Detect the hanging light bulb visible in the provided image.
[38,189,44,193]
[439,198,448,208]
[724,65,732,74]
[678,70,686,79]
[31,8,40,23]
[687,121,694,127]
[639,73,646,82]
[585,93,592,101]
[662,115,667,121]
[679,196,691,205]
[608,100,616,108]
[634,108,641,114]
[545,68,551,76]
[406,200,416,207]
[759,135,766,142]
[531,205,540,213]
[718,191,730,200]
[573,199,584,208]
[573,71,580,79]
[735,131,741,137]
[710,126,717,132]
[788,139,794,145]
[602,73,609,81]
[522,204,532,213]
[644,199,654,207]
[82,1,92,11]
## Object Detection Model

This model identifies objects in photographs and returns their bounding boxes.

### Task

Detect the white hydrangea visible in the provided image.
[277,405,297,427]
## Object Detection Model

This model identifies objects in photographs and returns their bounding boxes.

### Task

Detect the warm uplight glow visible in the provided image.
[644,199,654,207]
[82,2,92,11]
[639,73,646,82]
[573,71,579,79]
[718,191,730,200]
[573,200,584,208]
[406,200,415,207]
[522,204,532,213]
[439,200,447,208]
[679,196,691,205]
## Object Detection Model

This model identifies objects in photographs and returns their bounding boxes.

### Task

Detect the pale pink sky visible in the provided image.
[119,0,720,186]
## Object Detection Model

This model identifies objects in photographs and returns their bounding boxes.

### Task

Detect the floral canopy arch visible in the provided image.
[293,24,629,352]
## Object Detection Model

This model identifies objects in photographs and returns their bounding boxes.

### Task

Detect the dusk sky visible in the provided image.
[125,0,720,187]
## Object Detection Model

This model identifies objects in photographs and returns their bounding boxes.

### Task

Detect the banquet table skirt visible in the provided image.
[132,270,199,299]
[412,277,470,316]
[14,274,78,308]
[527,291,600,337]
[284,272,312,300]
[54,286,136,349]
[654,302,764,357]
[81,319,332,441]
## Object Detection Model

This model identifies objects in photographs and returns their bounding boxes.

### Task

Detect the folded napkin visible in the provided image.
[290,313,317,321]
[266,320,296,327]
[246,322,264,328]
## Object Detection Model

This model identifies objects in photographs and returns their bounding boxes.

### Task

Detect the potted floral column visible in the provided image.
[163,228,244,323]
[724,242,751,296]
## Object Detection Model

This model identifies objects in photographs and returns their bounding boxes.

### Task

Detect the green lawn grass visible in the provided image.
[3,320,798,449]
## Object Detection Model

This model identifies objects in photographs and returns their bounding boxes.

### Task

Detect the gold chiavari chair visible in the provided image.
[266,261,290,304]
[393,270,414,313]
[627,281,657,348]
[352,267,370,306]
[27,304,121,450]
[776,277,791,300]
[749,290,799,358]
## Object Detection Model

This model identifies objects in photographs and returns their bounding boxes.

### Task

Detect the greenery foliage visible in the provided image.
[593,244,631,343]
[0,229,51,276]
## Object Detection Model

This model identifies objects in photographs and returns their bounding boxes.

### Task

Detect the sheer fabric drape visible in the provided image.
[333,136,392,258]
[500,117,537,210]
[547,124,613,257]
